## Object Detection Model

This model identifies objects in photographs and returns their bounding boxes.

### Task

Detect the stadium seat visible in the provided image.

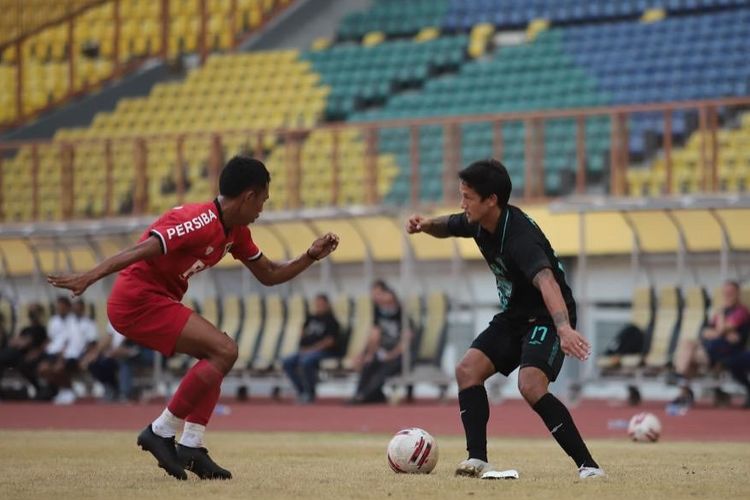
[250,294,285,372]
[643,287,683,371]
[598,287,655,372]
[0,294,15,335]
[387,291,451,400]
[236,294,263,369]
[200,296,221,330]
[276,294,308,365]
[676,287,709,347]
[221,294,243,341]
[338,294,374,371]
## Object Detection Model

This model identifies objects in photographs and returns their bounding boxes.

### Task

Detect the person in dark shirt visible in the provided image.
[282,294,340,404]
[348,280,407,405]
[0,303,48,395]
[406,159,603,480]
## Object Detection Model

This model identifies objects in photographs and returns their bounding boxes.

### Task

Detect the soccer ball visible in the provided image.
[627,412,662,442]
[386,427,439,473]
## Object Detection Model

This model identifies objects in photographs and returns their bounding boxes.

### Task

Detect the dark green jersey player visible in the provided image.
[406,159,604,480]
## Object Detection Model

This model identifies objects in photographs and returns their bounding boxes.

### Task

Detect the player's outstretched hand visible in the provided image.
[406,214,427,234]
[308,233,340,260]
[47,272,93,297]
[557,325,591,361]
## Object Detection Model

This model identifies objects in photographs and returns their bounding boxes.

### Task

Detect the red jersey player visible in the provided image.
[48,157,339,480]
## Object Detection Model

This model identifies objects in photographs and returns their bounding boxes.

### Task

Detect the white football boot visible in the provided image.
[578,466,606,479]
[455,458,519,480]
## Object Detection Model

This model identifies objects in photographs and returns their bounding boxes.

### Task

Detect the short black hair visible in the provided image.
[315,293,330,304]
[56,296,71,307]
[219,156,271,198]
[725,280,741,290]
[458,158,512,206]
[372,279,391,293]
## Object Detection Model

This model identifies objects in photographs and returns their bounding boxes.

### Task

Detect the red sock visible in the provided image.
[186,382,222,426]
[167,360,223,420]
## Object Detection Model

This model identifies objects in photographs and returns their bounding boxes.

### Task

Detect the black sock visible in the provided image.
[458,385,489,462]
[532,393,598,468]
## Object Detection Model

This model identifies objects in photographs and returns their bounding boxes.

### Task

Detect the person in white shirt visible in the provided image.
[37,298,98,404]
[44,296,73,358]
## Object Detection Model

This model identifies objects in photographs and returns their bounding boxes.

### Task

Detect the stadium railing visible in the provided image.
[3,96,750,223]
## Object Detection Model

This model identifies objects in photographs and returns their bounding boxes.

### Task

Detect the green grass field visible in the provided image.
[2,431,748,499]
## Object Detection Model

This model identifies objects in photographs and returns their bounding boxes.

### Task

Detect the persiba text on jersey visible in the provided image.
[165,209,218,240]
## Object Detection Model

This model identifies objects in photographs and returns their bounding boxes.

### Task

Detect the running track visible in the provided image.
[1,399,748,441]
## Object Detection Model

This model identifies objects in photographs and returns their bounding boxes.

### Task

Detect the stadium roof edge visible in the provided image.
[0,205,402,238]
[549,194,750,213]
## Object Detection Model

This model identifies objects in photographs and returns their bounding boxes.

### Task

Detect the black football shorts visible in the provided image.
[470,313,574,382]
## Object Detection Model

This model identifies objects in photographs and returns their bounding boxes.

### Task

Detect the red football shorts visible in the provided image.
[107,276,193,356]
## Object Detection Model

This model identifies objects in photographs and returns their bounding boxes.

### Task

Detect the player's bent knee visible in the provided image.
[455,361,480,389]
[518,369,548,405]
[213,335,238,371]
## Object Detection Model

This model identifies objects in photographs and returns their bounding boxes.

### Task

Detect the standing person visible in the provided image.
[48,156,339,481]
[406,159,604,480]
[282,293,340,404]
[348,280,407,405]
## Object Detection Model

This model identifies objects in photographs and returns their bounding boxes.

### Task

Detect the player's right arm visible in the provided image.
[405,214,453,238]
[47,236,162,297]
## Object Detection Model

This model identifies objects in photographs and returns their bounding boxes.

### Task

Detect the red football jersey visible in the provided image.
[117,199,262,300]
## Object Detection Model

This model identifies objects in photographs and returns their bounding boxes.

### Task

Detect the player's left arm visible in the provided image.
[532,268,590,361]
[243,233,339,286]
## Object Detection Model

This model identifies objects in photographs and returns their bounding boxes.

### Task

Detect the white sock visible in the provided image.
[178,422,206,448]
[151,409,182,438]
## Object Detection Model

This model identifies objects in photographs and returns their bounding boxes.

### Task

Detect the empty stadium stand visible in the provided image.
[1,48,328,220]
[0,0,292,126]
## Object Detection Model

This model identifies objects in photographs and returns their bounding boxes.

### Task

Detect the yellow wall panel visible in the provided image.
[671,210,721,252]
[716,209,750,250]
[0,239,35,275]
[353,217,402,261]
[272,221,318,257]
[521,206,579,257]
[584,212,632,255]
[308,218,366,264]
[628,211,679,253]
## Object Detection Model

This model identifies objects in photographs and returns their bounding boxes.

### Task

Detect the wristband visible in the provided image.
[306,249,319,261]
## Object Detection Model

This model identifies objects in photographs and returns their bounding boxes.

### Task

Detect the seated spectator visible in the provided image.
[672,281,750,406]
[37,298,98,404]
[0,303,48,397]
[81,322,154,402]
[725,349,750,409]
[282,294,340,404]
[348,280,409,405]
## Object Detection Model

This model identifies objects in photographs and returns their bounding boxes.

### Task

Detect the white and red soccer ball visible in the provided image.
[628,412,662,442]
[387,427,439,474]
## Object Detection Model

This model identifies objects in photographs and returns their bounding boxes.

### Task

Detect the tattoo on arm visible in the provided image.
[531,268,555,289]
[423,215,452,238]
[533,268,570,329]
